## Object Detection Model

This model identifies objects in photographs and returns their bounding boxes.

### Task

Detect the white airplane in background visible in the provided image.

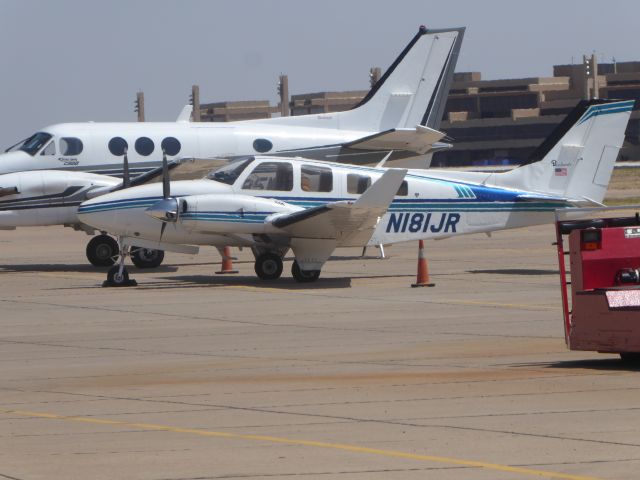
[0,26,464,266]
[77,99,634,285]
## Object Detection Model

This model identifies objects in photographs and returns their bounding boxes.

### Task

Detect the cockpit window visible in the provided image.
[60,137,83,156]
[41,141,56,156]
[6,132,52,156]
[206,157,254,185]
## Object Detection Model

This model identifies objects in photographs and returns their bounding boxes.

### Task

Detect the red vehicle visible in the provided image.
[555,207,640,362]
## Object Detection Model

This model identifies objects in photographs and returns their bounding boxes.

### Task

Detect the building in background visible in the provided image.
[194,60,640,166]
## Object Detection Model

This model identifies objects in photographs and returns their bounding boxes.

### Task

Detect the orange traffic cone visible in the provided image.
[216,246,239,274]
[411,240,435,287]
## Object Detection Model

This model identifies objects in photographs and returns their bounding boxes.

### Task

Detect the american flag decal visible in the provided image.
[555,167,568,176]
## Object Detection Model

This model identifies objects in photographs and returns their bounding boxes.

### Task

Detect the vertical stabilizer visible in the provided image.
[495,99,634,204]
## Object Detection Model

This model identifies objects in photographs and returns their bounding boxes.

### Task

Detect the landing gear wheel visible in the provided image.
[131,248,165,269]
[86,235,118,267]
[104,265,137,287]
[291,260,320,283]
[254,253,283,280]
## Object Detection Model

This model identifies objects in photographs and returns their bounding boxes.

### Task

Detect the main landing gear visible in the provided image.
[252,249,321,283]
[291,260,320,283]
[254,252,283,280]
[86,234,118,267]
[86,234,164,269]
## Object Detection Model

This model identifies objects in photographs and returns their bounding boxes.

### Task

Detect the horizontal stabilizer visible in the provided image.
[270,169,407,246]
[345,125,446,155]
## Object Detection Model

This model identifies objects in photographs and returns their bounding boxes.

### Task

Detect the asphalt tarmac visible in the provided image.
[1,225,639,480]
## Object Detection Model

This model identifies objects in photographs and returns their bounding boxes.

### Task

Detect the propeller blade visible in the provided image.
[162,149,170,199]
[160,222,167,242]
[122,148,131,188]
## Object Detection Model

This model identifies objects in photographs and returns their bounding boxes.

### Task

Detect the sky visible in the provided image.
[0,0,637,148]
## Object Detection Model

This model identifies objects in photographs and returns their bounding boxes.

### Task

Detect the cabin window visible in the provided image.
[60,137,83,156]
[347,173,371,194]
[242,162,293,191]
[40,141,56,156]
[253,138,273,153]
[135,137,154,156]
[301,165,332,192]
[161,137,181,156]
[397,181,408,196]
[108,137,128,156]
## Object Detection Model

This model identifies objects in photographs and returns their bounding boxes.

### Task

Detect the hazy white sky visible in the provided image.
[0,0,637,148]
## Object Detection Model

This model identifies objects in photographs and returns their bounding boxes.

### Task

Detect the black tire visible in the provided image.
[620,352,640,364]
[131,248,165,269]
[291,260,320,283]
[254,253,283,280]
[86,235,118,267]
[107,266,130,285]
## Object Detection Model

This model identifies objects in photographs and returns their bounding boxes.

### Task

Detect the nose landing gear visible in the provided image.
[102,239,137,287]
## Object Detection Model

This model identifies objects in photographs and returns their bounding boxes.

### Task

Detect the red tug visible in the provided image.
[555,208,640,362]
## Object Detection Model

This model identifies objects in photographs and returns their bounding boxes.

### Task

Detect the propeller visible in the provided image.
[145,148,179,242]
[122,147,131,188]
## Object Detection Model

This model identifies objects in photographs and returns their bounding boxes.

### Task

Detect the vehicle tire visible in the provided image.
[619,352,640,364]
[131,248,165,269]
[254,253,283,280]
[86,235,118,267]
[107,266,130,285]
[291,260,320,283]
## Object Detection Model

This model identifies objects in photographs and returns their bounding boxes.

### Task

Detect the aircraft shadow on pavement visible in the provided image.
[0,263,180,274]
[467,268,560,276]
[510,358,640,372]
[132,274,353,290]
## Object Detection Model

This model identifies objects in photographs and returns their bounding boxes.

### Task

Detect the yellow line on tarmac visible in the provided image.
[1,408,600,480]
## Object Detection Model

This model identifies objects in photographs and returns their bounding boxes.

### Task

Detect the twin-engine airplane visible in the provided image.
[76,99,634,285]
[1,26,463,178]
[0,26,463,266]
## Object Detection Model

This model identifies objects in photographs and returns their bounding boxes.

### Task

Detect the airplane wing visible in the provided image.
[270,168,407,247]
[344,125,447,155]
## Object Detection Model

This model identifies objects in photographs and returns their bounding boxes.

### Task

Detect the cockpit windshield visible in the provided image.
[206,157,254,185]
[5,132,53,156]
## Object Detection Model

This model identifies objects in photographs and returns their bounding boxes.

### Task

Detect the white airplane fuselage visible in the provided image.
[77,157,564,250]
[0,121,368,177]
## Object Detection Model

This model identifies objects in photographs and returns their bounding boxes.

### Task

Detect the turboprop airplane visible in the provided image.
[0,158,180,267]
[0,25,463,267]
[76,99,633,285]
[1,26,463,180]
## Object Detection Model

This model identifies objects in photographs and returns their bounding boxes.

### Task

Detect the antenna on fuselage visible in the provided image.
[375,150,394,168]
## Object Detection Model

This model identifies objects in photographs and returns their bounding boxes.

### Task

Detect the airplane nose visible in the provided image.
[0,151,31,175]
